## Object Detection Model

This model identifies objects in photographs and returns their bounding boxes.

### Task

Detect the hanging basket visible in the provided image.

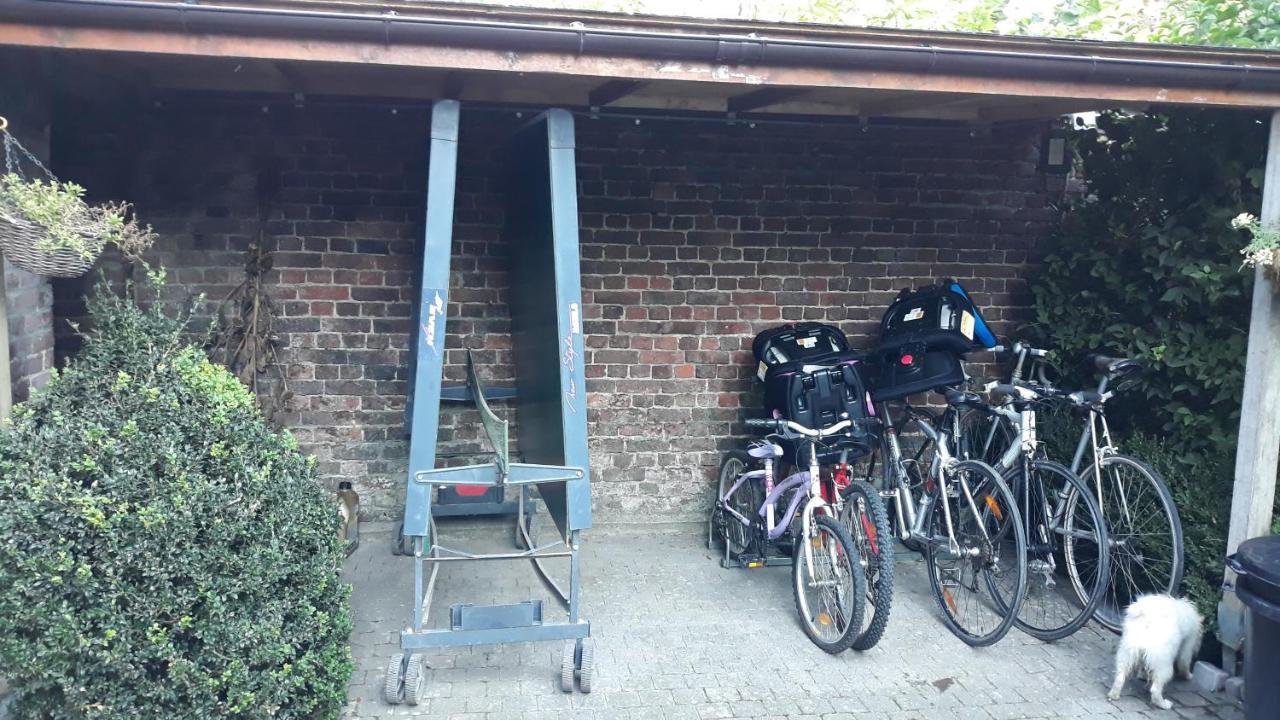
[0,116,122,278]
[0,204,100,278]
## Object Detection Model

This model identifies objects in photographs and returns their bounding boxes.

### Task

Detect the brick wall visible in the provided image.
[54,97,1062,522]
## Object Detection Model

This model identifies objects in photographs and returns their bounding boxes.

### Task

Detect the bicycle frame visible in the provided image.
[878,402,988,557]
[1068,375,1116,475]
[993,345,1130,541]
[718,435,834,579]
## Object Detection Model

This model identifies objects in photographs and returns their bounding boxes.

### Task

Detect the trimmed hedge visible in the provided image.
[0,285,352,719]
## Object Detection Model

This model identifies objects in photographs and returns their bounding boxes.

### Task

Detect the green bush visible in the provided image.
[1029,108,1279,631]
[1121,433,1233,627]
[0,284,352,719]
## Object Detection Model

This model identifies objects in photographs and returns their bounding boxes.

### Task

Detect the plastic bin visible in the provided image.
[1230,535,1280,720]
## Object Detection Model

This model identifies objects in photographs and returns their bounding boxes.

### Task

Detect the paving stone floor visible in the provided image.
[341,518,1243,720]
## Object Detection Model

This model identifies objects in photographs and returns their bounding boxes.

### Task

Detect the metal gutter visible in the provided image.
[5,0,1280,92]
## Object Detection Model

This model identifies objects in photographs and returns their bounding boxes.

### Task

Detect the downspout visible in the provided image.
[6,0,1280,92]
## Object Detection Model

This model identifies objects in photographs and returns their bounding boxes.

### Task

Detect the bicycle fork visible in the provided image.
[801,443,841,587]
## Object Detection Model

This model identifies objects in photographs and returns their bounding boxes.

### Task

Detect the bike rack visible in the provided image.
[384,100,594,705]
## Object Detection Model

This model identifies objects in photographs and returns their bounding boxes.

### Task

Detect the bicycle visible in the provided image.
[972,343,1185,632]
[709,416,871,653]
[955,380,1112,641]
[868,390,1029,647]
[782,444,896,651]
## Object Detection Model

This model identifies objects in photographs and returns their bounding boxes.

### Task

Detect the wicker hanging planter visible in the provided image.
[0,117,153,278]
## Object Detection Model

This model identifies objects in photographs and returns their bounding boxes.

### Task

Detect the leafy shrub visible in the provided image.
[1121,434,1233,628]
[1031,109,1267,455]
[1029,108,1279,631]
[0,283,352,719]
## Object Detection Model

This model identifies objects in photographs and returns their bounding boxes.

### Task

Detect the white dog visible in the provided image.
[1107,594,1203,710]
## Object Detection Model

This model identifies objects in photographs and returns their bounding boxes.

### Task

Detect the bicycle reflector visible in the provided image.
[900,353,914,365]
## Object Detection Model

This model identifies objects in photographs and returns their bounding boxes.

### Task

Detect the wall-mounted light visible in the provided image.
[1040,120,1071,175]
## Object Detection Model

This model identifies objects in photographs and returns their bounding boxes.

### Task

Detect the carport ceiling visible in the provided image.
[49,52,1114,122]
[4,0,1280,121]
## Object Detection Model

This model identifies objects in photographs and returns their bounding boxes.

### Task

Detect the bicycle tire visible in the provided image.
[996,460,1111,641]
[792,513,867,654]
[924,459,1027,647]
[1074,453,1184,632]
[841,479,895,651]
[711,450,756,554]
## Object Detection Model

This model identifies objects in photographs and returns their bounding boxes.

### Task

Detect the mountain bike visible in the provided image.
[972,343,1184,632]
[956,382,1111,641]
[710,416,871,653]
[867,391,1028,646]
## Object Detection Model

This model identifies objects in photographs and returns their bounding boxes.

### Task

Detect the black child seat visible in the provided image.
[752,323,876,463]
[870,280,996,402]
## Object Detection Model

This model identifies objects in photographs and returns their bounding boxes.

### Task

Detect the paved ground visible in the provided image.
[342,517,1242,720]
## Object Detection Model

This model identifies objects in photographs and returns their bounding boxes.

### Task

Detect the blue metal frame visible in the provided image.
[403,99,459,540]
[394,102,592,692]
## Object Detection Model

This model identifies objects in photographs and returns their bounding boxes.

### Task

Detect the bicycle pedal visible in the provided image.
[737,554,767,568]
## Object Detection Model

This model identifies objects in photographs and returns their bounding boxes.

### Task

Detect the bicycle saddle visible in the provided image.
[943,389,983,407]
[748,442,784,459]
[1088,354,1141,375]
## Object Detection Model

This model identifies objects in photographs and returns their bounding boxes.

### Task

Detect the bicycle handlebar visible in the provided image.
[990,341,1049,358]
[991,380,1114,407]
[744,416,871,438]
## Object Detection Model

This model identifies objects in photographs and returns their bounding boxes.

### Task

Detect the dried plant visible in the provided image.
[206,168,292,426]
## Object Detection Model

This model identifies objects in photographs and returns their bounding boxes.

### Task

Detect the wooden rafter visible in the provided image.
[588,79,645,108]
[726,87,810,113]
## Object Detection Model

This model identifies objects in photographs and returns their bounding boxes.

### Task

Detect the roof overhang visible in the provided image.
[3,0,1280,120]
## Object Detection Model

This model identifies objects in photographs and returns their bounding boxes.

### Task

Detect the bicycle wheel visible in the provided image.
[840,479,895,651]
[792,513,867,654]
[995,460,1110,641]
[711,450,757,554]
[924,460,1027,647]
[1073,454,1184,632]
[957,407,1014,466]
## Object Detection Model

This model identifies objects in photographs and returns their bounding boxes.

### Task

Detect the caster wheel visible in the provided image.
[383,653,406,705]
[577,640,594,694]
[559,641,576,693]
[403,655,427,706]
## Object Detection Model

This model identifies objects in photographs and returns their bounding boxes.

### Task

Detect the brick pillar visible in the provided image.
[0,50,57,411]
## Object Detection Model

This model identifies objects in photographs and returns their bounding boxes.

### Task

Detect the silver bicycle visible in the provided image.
[956,381,1111,641]
[871,391,1028,647]
[972,343,1184,632]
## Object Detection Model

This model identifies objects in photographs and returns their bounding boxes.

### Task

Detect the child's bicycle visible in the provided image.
[709,415,876,653]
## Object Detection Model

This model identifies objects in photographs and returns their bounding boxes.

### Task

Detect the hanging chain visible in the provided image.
[1,122,56,181]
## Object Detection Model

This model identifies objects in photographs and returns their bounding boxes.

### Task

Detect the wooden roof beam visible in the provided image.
[440,71,464,100]
[588,79,645,108]
[857,92,978,118]
[726,87,810,113]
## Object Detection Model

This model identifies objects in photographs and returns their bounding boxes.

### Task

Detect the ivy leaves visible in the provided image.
[1030,109,1270,627]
